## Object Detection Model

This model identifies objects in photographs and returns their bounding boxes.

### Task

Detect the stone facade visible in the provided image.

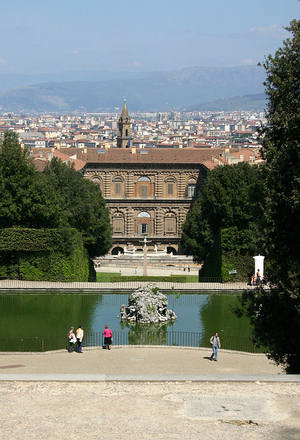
[84,153,211,254]
[83,102,220,255]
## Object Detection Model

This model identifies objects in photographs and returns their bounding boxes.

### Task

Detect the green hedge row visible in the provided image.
[0,228,75,254]
[0,228,91,282]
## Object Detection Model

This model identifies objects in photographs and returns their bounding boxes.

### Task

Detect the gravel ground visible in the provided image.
[0,381,299,440]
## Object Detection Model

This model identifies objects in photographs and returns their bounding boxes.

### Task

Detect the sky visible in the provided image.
[0,0,299,74]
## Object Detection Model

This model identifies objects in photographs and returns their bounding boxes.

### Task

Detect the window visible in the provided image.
[141,185,148,198]
[138,176,151,182]
[113,177,123,196]
[187,184,196,198]
[167,183,174,195]
[165,176,176,197]
[141,223,148,234]
[112,215,125,234]
[164,217,176,234]
[92,177,101,192]
[137,211,151,218]
[115,182,121,195]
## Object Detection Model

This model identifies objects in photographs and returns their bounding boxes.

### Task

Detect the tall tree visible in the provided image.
[44,158,112,256]
[181,162,263,262]
[239,20,300,372]
[0,132,60,228]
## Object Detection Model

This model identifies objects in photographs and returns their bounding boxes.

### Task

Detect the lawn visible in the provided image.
[96,272,199,283]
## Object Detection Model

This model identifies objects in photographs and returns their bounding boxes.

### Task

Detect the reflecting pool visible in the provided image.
[0,292,255,351]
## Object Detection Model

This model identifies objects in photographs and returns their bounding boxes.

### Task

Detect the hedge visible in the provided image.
[0,228,90,282]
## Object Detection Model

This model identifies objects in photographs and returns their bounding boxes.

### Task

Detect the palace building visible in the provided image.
[83,101,221,255]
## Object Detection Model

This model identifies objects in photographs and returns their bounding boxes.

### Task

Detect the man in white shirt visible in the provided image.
[75,325,84,353]
[209,332,221,361]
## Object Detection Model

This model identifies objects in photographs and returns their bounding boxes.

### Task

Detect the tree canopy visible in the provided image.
[44,157,112,257]
[0,132,61,228]
[239,20,300,372]
[0,132,112,258]
[181,162,263,263]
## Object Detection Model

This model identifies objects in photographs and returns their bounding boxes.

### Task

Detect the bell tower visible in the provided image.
[117,99,132,148]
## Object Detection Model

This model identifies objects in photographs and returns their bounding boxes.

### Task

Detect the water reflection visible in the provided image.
[0,293,101,338]
[120,321,175,345]
[0,292,253,351]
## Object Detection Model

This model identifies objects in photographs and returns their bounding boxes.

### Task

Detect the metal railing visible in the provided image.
[0,330,260,353]
[0,279,255,292]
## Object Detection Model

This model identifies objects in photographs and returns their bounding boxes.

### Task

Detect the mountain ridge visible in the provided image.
[0,65,265,112]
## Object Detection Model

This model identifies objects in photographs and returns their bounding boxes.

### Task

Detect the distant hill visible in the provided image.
[0,65,265,112]
[188,93,267,112]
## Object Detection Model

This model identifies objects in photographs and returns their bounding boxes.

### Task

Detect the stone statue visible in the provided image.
[119,284,177,324]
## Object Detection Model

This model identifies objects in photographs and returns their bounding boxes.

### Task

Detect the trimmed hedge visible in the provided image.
[0,228,90,281]
[0,228,75,254]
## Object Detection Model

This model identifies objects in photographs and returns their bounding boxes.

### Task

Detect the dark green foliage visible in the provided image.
[0,132,61,228]
[0,132,112,281]
[199,228,254,282]
[181,162,263,280]
[239,20,300,373]
[0,228,90,281]
[0,228,74,254]
[44,158,112,257]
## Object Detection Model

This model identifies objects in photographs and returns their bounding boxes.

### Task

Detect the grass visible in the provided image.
[96,272,199,283]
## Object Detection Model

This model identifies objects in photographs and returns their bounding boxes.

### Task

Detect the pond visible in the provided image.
[0,292,256,352]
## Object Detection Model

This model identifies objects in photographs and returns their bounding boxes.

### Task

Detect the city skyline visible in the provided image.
[0,0,299,75]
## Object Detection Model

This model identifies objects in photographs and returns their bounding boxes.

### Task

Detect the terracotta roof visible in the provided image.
[84,147,223,165]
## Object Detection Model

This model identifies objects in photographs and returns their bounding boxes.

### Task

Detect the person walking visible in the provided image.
[75,325,84,353]
[67,326,76,353]
[102,325,113,350]
[210,332,221,361]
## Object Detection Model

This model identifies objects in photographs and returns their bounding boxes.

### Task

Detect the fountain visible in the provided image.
[119,284,177,324]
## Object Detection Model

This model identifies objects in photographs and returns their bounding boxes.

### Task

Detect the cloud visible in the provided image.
[71,50,80,55]
[0,57,6,64]
[249,24,287,38]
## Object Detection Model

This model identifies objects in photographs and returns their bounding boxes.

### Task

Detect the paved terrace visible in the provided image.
[0,279,258,292]
[0,347,299,440]
[0,345,296,380]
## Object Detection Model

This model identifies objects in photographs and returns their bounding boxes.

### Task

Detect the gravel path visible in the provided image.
[0,347,299,439]
[0,381,299,440]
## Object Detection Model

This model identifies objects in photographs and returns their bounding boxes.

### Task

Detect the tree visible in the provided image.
[181,162,263,262]
[44,158,112,256]
[239,20,300,372]
[0,132,60,228]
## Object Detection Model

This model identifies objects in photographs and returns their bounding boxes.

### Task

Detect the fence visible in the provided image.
[0,330,260,353]
[0,279,255,292]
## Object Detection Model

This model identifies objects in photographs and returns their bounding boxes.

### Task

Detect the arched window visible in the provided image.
[187,178,196,198]
[112,212,125,234]
[164,212,177,235]
[92,177,102,192]
[165,176,176,197]
[137,211,151,218]
[137,211,151,235]
[137,176,151,198]
[113,176,124,196]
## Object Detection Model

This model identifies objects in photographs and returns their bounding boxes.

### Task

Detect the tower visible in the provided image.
[117,99,132,148]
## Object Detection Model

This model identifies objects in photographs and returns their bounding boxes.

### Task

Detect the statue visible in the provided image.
[119,285,177,324]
